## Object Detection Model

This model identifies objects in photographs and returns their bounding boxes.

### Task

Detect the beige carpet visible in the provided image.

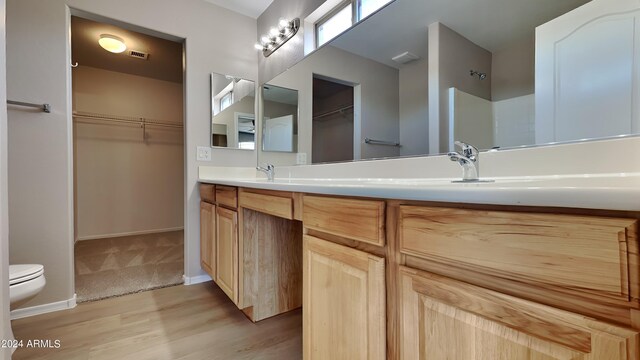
[74,230,184,303]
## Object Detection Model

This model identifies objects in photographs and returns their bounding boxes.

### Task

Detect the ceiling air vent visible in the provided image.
[392,51,419,65]
[129,50,149,60]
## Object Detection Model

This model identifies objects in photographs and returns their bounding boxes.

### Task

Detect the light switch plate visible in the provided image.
[197,146,212,161]
[296,152,307,165]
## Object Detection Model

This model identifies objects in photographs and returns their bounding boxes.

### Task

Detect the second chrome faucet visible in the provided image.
[256,163,275,181]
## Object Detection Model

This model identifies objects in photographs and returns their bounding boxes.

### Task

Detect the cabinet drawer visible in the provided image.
[215,185,237,209]
[399,206,639,303]
[239,190,293,219]
[303,195,385,246]
[199,184,215,204]
[400,267,639,359]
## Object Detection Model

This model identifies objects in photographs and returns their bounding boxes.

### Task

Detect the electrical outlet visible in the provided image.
[296,152,307,165]
[197,146,212,161]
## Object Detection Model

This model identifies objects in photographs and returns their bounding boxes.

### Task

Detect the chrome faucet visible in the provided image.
[256,163,275,181]
[448,141,480,182]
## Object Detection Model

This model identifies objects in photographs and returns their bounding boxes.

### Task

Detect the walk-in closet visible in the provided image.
[71,16,185,302]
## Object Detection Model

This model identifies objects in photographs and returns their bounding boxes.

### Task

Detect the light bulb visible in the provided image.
[278,18,290,30]
[269,27,280,37]
[254,43,264,50]
[261,36,270,45]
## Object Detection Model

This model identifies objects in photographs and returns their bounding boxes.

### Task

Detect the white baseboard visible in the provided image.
[76,227,184,241]
[11,294,77,320]
[183,274,212,285]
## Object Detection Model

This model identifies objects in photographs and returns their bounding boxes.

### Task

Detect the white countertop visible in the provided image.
[198,172,640,211]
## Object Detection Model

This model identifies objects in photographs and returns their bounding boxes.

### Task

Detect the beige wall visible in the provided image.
[6,0,257,308]
[73,66,184,240]
[428,22,492,153]
[492,35,535,101]
[399,57,429,156]
[0,0,15,354]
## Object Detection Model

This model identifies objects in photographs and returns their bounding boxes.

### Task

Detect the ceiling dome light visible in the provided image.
[98,34,127,53]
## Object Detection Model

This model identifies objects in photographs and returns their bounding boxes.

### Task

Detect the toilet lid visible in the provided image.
[9,264,44,285]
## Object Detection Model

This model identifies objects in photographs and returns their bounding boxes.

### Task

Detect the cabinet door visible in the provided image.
[400,267,640,360]
[303,235,385,360]
[199,201,215,279]
[216,206,238,304]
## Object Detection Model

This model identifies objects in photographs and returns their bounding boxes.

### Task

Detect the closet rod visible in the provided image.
[72,112,183,129]
[313,104,354,119]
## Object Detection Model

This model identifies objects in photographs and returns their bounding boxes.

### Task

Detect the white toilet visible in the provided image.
[9,264,45,309]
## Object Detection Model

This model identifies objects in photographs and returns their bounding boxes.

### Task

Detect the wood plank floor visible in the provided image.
[11,282,302,360]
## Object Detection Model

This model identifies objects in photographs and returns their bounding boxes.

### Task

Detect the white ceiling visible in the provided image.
[331,0,591,69]
[203,0,273,18]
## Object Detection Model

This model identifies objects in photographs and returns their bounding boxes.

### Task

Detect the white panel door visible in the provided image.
[535,0,640,144]
[263,115,294,152]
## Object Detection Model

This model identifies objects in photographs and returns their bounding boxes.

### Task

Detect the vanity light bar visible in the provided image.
[254,18,301,58]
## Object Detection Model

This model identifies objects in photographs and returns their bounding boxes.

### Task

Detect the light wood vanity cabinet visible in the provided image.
[215,206,238,304]
[303,235,386,360]
[200,183,640,359]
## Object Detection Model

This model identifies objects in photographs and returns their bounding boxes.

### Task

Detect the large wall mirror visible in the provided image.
[211,73,256,150]
[258,0,640,166]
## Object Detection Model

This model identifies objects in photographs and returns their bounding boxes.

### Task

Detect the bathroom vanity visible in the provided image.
[199,171,640,359]
[199,0,640,357]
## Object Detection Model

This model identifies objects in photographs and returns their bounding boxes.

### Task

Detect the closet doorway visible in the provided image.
[71,16,185,302]
[312,76,355,164]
